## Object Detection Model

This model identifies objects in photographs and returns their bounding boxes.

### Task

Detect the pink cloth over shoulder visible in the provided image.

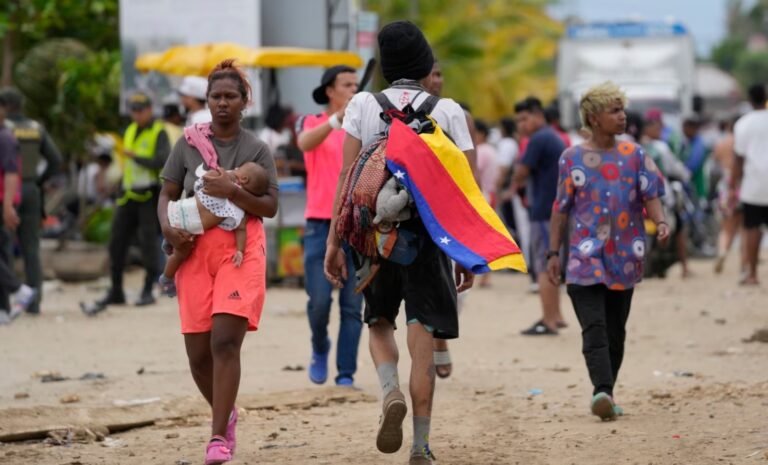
[184,123,219,169]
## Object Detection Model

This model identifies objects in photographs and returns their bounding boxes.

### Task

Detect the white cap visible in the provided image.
[178,76,208,100]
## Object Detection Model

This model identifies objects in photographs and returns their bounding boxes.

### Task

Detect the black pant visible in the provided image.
[0,214,19,311]
[109,195,160,296]
[0,235,21,313]
[567,284,634,397]
[16,181,43,312]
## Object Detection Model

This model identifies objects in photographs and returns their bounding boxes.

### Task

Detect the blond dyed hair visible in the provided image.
[579,82,628,132]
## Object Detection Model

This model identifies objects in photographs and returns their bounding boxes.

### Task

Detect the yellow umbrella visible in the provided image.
[135,43,363,76]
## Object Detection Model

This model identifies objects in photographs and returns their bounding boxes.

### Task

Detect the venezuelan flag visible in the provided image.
[385,118,527,274]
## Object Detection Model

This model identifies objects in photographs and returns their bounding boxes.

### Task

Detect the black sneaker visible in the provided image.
[520,320,558,336]
[135,292,156,307]
[80,290,126,316]
[99,290,127,306]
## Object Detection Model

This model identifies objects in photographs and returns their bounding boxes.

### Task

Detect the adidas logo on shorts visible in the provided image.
[228,290,242,300]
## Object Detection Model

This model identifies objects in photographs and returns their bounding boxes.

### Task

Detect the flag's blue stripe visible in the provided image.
[387,160,491,274]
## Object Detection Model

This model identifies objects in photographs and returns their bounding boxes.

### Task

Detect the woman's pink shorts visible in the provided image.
[176,218,266,334]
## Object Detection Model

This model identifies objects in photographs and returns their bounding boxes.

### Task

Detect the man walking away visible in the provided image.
[0,94,36,324]
[325,21,475,464]
[732,83,768,286]
[0,87,62,315]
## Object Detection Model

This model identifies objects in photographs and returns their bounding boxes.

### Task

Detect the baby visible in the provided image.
[159,161,269,297]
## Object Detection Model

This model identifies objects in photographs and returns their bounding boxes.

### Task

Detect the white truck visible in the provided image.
[556,21,696,130]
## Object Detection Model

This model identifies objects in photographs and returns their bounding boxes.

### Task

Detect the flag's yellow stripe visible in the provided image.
[420,126,514,242]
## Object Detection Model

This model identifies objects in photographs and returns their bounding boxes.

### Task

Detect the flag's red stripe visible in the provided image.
[386,120,520,260]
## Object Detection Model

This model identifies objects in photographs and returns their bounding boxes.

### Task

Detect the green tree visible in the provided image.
[710,37,746,73]
[0,0,118,85]
[0,0,120,159]
[367,0,562,120]
[733,50,768,89]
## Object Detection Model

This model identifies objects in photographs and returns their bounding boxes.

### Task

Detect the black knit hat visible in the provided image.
[378,21,434,84]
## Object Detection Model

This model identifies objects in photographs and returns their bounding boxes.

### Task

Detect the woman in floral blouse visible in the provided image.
[547,82,670,421]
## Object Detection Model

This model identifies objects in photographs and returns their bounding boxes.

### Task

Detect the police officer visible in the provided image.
[0,87,62,315]
[82,93,170,314]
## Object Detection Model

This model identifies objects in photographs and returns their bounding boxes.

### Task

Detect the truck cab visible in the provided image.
[557,21,696,131]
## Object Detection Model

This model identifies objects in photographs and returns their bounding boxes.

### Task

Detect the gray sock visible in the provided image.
[411,416,431,456]
[376,362,399,398]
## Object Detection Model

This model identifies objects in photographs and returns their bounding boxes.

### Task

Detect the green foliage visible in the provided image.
[0,0,120,159]
[712,0,768,91]
[710,37,746,72]
[366,0,562,120]
[733,50,768,89]
[14,38,120,161]
[13,38,90,119]
[0,0,118,52]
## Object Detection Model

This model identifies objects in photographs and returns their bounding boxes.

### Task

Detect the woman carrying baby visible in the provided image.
[158,59,278,465]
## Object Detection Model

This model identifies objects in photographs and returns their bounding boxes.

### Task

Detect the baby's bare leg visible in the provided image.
[232,220,247,267]
[164,247,192,278]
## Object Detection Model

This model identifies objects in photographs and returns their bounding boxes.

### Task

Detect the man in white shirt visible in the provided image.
[178,76,212,126]
[732,84,768,285]
[324,21,474,465]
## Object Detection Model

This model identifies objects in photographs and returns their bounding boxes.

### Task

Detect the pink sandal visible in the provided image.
[226,408,238,456]
[205,436,232,465]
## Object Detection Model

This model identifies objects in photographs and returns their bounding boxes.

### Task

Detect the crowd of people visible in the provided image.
[1,19,767,465]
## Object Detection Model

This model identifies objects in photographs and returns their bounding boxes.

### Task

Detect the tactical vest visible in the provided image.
[119,120,165,205]
[9,119,42,181]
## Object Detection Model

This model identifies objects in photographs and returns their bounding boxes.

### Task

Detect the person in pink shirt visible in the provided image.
[473,119,499,288]
[296,65,363,387]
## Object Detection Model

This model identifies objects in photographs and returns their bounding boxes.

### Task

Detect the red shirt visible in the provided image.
[300,112,344,220]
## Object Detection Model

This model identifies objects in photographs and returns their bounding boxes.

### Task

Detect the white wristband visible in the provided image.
[328,113,342,130]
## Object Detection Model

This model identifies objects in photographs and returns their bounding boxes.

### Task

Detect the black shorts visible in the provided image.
[743,203,768,229]
[359,219,458,339]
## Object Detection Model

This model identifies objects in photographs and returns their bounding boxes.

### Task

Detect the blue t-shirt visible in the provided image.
[522,126,566,221]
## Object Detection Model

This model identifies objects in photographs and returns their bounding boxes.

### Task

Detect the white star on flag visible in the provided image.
[394,170,406,179]
[439,236,451,245]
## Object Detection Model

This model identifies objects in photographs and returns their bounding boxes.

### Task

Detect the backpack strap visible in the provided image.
[373,92,398,113]
[417,95,440,115]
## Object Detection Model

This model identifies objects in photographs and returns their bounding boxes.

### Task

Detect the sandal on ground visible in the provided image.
[205,436,232,465]
[434,350,452,379]
[739,275,760,286]
[521,320,558,336]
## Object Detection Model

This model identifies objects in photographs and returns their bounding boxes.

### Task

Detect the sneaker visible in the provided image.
[225,408,238,456]
[591,392,618,421]
[309,345,329,385]
[335,376,354,387]
[520,320,558,336]
[135,292,156,307]
[80,289,126,316]
[204,436,232,465]
[376,389,407,454]
[158,275,177,297]
[10,285,37,316]
[410,448,436,464]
